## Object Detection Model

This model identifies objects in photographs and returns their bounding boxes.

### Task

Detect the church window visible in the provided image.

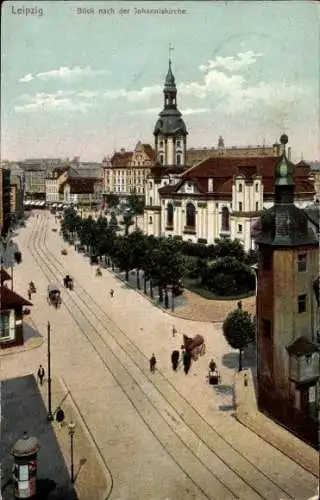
[297,253,307,272]
[221,206,230,231]
[149,216,153,224]
[149,182,152,189]
[256,202,259,211]
[149,197,152,205]
[160,155,164,165]
[186,202,196,228]
[298,294,307,314]
[238,183,243,193]
[239,202,243,212]
[159,140,164,148]
[176,154,181,166]
[262,319,271,338]
[176,140,181,148]
[255,183,259,192]
[167,203,174,227]
[238,224,243,233]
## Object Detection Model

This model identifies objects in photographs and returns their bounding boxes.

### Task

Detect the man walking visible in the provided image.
[171,350,180,371]
[183,351,191,375]
[28,289,32,301]
[110,289,114,298]
[149,353,157,373]
[37,365,45,385]
[172,325,177,337]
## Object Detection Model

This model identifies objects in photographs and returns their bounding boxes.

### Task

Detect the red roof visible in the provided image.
[110,152,133,168]
[59,178,97,194]
[142,144,156,161]
[158,156,314,196]
[0,286,32,309]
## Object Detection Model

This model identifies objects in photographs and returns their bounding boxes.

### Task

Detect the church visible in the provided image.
[144,60,316,251]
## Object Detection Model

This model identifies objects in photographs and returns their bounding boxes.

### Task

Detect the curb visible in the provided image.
[0,336,43,357]
[111,270,224,324]
[234,371,318,477]
[59,377,114,500]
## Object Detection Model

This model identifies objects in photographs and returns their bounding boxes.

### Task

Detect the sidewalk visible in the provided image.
[234,370,318,477]
[39,377,112,500]
[0,317,43,357]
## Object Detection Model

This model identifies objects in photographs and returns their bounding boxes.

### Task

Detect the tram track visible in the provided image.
[27,213,299,499]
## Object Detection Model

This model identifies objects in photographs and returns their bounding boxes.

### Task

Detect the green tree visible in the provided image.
[201,257,255,296]
[105,193,119,209]
[112,235,135,281]
[214,238,246,261]
[223,304,255,371]
[127,230,148,289]
[127,193,145,228]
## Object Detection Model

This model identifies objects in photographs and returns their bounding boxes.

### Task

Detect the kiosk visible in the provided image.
[11,432,40,499]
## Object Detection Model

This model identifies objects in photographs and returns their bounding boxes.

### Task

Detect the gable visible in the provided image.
[177,180,201,195]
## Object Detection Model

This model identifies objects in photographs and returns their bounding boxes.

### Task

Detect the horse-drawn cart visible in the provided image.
[47,284,62,308]
[183,334,206,360]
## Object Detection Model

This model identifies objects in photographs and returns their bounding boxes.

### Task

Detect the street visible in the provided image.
[1,211,317,500]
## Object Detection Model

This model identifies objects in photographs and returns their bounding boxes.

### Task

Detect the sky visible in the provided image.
[1,0,319,162]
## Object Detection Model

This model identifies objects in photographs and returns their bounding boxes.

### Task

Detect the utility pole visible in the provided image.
[47,321,53,421]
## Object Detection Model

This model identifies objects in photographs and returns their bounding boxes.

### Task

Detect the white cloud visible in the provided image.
[19,73,34,83]
[180,71,245,99]
[104,85,161,102]
[19,66,110,83]
[182,108,210,115]
[127,108,160,115]
[199,51,262,72]
[14,92,92,113]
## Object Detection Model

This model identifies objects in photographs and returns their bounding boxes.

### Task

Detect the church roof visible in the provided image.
[0,286,32,309]
[164,60,176,92]
[154,111,187,136]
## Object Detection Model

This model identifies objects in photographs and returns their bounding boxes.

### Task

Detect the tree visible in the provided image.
[104,193,119,210]
[201,257,255,296]
[127,193,145,228]
[112,235,134,281]
[127,230,148,289]
[214,238,246,261]
[223,304,255,371]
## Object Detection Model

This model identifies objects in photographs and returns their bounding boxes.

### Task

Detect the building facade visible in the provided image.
[0,168,11,235]
[186,137,288,167]
[144,150,315,251]
[102,142,155,197]
[255,136,319,448]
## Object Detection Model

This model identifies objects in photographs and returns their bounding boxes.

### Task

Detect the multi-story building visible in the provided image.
[20,158,65,200]
[102,142,155,198]
[186,137,287,167]
[0,168,11,235]
[59,177,102,207]
[255,137,319,448]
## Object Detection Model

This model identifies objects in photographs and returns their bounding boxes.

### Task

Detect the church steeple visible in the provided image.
[153,49,188,168]
[163,52,177,109]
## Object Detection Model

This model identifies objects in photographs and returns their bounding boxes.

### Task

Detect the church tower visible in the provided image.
[153,55,188,168]
[255,134,319,447]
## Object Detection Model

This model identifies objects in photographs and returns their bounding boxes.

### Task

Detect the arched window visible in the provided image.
[221,206,230,231]
[149,216,153,224]
[160,155,164,165]
[176,154,181,166]
[167,203,174,227]
[186,202,196,228]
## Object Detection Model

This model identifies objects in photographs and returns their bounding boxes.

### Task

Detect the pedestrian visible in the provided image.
[56,406,65,430]
[37,365,45,385]
[171,350,180,371]
[149,353,157,373]
[183,351,191,375]
[172,325,177,337]
[209,359,216,372]
[110,289,114,298]
[28,289,32,301]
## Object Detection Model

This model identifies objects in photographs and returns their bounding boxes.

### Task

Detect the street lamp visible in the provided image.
[47,321,53,421]
[68,421,76,483]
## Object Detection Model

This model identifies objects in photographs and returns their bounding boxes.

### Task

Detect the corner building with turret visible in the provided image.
[255,136,320,448]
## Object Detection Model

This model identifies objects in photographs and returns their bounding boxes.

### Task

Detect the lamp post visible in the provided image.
[68,421,76,483]
[47,321,53,421]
